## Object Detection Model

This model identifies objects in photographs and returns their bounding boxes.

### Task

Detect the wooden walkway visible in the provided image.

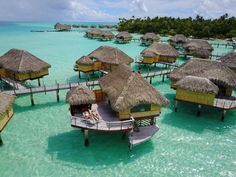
[2,80,99,95]
[129,125,159,146]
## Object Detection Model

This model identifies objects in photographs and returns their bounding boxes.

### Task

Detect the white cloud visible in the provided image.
[130,0,147,13]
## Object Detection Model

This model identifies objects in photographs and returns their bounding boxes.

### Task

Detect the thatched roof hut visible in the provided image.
[54,23,71,30]
[141,42,179,58]
[183,39,213,52]
[192,48,212,59]
[0,49,51,74]
[100,31,114,39]
[0,92,15,115]
[66,85,95,106]
[88,46,133,65]
[141,33,160,45]
[76,56,94,66]
[169,34,188,44]
[175,76,219,94]
[85,29,102,37]
[99,64,169,112]
[115,32,133,41]
[170,58,236,88]
[217,51,236,70]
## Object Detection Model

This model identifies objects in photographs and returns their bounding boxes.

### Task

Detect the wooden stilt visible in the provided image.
[38,78,41,87]
[122,132,126,139]
[30,87,35,106]
[79,71,81,79]
[221,110,226,122]
[150,77,152,84]
[0,134,3,146]
[162,74,165,82]
[197,105,202,117]
[174,100,178,112]
[84,130,89,146]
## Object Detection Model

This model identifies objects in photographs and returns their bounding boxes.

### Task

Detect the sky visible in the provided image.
[0,0,235,22]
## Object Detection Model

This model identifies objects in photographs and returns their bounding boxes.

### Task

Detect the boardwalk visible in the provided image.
[214,97,236,110]
[1,78,26,90]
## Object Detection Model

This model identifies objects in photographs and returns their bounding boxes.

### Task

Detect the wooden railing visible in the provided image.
[71,116,134,131]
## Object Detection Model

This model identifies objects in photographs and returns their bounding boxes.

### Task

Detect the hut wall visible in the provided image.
[226,87,233,97]
[93,89,104,102]
[170,80,177,89]
[143,57,155,64]
[77,65,94,72]
[29,69,49,79]
[117,104,161,120]
[176,88,215,106]
[12,68,49,81]
[93,61,102,70]
[158,56,176,63]
[0,106,14,132]
[0,68,6,78]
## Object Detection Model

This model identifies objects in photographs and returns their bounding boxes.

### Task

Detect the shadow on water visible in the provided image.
[161,101,236,134]
[13,101,66,113]
[46,130,154,167]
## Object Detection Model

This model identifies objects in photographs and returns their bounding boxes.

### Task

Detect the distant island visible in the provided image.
[118,14,236,39]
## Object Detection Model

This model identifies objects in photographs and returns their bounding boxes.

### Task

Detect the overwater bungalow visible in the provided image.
[169,34,188,46]
[169,58,236,120]
[183,39,213,57]
[74,46,133,78]
[81,25,88,28]
[67,64,169,148]
[192,48,212,59]
[0,92,15,145]
[99,31,114,41]
[140,33,160,46]
[72,24,80,28]
[88,46,133,71]
[85,29,102,39]
[90,25,96,28]
[0,49,51,86]
[54,23,71,31]
[217,51,236,73]
[139,42,179,64]
[115,32,133,43]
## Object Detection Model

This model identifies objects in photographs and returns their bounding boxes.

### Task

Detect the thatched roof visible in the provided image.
[217,51,236,70]
[192,48,211,59]
[0,93,15,115]
[101,31,114,37]
[88,46,133,65]
[0,49,51,73]
[66,85,95,106]
[141,42,179,58]
[99,64,169,112]
[54,23,71,30]
[86,29,102,36]
[169,34,188,44]
[76,56,94,66]
[170,58,236,88]
[116,32,133,39]
[141,33,160,41]
[183,39,213,52]
[175,76,219,94]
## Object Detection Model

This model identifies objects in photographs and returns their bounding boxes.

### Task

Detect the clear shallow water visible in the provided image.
[0,22,235,177]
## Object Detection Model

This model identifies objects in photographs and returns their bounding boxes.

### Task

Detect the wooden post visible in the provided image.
[38,78,41,87]
[150,77,152,84]
[162,74,165,82]
[56,83,60,102]
[79,71,81,79]
[30,87,34,106]
[84,129,89,146]
[221,110,226,122]
[174,100,178,112]
[122,132,126,139]
[197,105,202,117]
[0,133,3,146]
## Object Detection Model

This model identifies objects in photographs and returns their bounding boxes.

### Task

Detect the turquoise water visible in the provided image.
[0,22,235,177]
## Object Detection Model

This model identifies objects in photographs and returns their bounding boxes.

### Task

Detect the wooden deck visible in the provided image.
[214,97,236,110]
[71,102,134,132]
[129,125,159,146]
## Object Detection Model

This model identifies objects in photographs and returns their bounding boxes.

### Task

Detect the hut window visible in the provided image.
[131,104,151,113]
